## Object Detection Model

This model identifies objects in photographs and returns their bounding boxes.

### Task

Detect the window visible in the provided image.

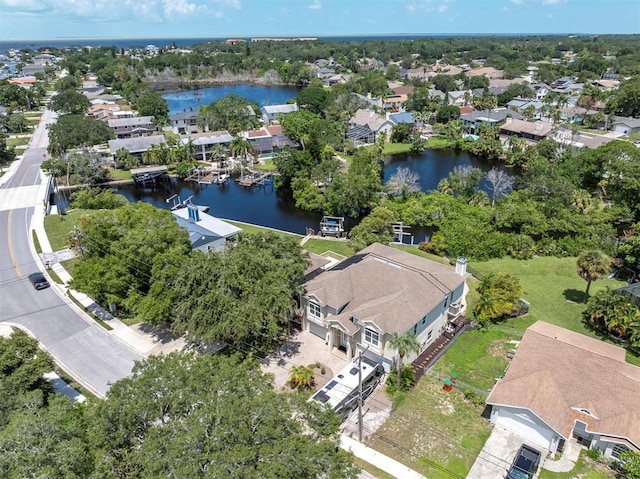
[427,330,432,341]
[444,295,449,309]
[611,443,630,460]
[308,301,322,319]
[364,327,379,347]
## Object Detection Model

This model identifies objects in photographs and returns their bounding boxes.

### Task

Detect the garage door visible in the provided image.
[308,320,326,340]
[614,125,629,134]
[493,407,555,450]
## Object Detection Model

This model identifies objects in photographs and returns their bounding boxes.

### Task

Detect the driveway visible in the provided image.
[261,330,348,390]
[467,426,542,479]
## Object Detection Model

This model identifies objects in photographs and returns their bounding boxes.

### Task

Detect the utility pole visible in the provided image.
[358,345,370,442]
[74,226,85,261]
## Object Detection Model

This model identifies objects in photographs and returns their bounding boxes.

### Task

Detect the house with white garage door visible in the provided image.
[487,321,640,460]
[301,243,467,371]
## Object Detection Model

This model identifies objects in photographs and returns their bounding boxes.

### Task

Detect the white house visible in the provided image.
[301,243,467,371]
[487,321,640,460]
[260,103,298,125]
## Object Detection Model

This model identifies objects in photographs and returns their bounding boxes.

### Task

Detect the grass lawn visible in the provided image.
[391,244,451,265]
[382,143,412,155]
[352,458,396,479]
[60,258,78,276]
[43,210,93,251]
[223,219,300,237]
[254,158,276,171]
[368,367,493,479]
[303,238,354,258]
[539,451,615,479]
[108,169,133,181]
[425,135,453,149]
[6,137,30,147]
[469,256,627,339]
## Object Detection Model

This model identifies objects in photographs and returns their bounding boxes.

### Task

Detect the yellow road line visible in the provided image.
[19,165,31,187]
[7,210,22,277]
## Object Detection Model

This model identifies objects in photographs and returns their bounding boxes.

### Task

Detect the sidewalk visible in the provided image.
[31,186,185,358]
[340,435,426,479]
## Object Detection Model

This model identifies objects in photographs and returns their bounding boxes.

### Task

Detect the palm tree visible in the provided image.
[209,144,228,166]
[288,365,315,391]
[576,250,612,303]
[230,136,253,162]
[388,332,420,391]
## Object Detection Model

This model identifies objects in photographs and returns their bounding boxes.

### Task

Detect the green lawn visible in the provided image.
[254,158,276,171]
[303,238,354,258]
[368,367,492,479]
[223,219,300,238]
[108,169,133,181]
[6,137,30,147]
[425,135,453,149]
[382,143,412,155]
[539,451,615,479]
[469,256,626,339]
[391,244,451,265]
[43,210,92,251]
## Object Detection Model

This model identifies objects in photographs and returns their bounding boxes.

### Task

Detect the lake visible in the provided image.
[163,85,300,116]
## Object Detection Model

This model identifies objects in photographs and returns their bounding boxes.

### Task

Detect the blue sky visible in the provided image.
[0,0,637,39]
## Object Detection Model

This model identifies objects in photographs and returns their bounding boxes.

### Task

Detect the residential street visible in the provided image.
[0,108,142,398]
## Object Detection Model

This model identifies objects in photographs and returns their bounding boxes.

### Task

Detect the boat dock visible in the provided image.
[237,172,273,187]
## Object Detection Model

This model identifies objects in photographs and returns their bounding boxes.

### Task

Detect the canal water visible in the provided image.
[104,86,516,242]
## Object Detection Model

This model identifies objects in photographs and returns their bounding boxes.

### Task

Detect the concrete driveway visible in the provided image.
[467,426,542,479]
[260,330,349,390]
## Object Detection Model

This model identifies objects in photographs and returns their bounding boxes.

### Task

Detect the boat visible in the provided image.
[215,173,230,185]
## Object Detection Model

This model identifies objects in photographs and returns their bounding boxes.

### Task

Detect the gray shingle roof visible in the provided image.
[304,243,464,335]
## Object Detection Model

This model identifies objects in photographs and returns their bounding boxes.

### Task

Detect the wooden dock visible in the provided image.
[237,172,272,187]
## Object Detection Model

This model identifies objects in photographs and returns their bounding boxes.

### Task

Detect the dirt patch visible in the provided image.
[486,339,509,358]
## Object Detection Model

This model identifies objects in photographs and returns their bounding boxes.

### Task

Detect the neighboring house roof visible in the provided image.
[261,103,298,115]
[461,108,524,123]
[172,208,241,251]
[613,117,640,129]
[500,119,553,138]
[489,78,526,88]
[187,131,234,146]
[303,243,464,335]
[388,112,414,125]
[466,67,504,78]
[392,85,415,96]
[350,109,391,132]
[107,116,155,128]
[487,321,640,448]
[108,135,166,154]
[169,111,198,122]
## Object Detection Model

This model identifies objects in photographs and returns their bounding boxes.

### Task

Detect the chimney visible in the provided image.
[505,117,512,124]
[535,121,542,131]
[455,257,467,276]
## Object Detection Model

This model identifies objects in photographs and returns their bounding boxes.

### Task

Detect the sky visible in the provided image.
[0,0,638,40]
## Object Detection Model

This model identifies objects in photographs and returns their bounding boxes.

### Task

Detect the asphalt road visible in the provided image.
[0,109,142,398]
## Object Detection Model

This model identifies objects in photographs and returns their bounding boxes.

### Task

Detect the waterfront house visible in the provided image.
[186,130,234,161]
[172,206,241,253]
[301,243,467,371]
[260,103,298,125]
[460,108,524,132]
[487,321,640,460]
[348,109,394,145]
[170,110,200,134]
[108,135,166,158]
[499,118,554,144]
[107,116,156,139]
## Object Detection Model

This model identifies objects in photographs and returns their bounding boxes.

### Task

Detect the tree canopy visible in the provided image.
[47,114,113,155]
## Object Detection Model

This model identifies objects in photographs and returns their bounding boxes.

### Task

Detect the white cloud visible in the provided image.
[309,0,321,10]
[210,0,241,9]
[542,0,568,5]
[163,0,210,17]
[405,0,455,13]
[0,0,47,12]
[510,0,525,5]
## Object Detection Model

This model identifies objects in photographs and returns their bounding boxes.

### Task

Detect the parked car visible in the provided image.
[507,444,541,479]
[28,272,50,290]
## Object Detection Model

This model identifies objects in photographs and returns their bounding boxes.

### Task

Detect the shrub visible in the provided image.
[418,233,446,256]
[507,234,536,260]
[386,365,416,394]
